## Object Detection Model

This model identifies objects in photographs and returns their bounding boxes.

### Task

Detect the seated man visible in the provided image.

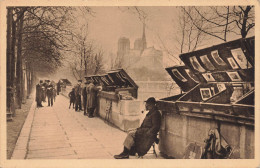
[114,97,161,159]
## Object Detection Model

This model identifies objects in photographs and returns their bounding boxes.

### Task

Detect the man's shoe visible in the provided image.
[88,115,94,118]
[114,152,129,159]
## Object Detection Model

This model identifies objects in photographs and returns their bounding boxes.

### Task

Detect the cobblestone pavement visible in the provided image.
[25,95,162,159]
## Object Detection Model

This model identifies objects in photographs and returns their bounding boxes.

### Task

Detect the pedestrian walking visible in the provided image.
[74,80,82,112]
[68,88,76,109]
[36,80,43,107]
[86,80,102,118]
[46,83,54,106]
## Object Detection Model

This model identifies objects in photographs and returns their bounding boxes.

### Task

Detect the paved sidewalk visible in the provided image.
[23,95,162,159]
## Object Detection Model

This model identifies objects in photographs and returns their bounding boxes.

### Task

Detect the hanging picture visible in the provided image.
[227,71,242,81]
[172,69,187,82]
[227,57,239,69]
[101,76,109,85]
[231,48,252,69]
[185,69,199,83]
[200,55,215,70]
[211,87,216,95]
[189,56,206,72]
[202,73,215,82]
[217,83,226,92]
[200,88,212,101]
[211,50,226,66]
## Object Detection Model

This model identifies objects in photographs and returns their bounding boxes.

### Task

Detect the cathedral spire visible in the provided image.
[141,22,147,52]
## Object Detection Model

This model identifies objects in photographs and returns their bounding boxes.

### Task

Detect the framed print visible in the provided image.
[217,83,226,92]
[227,71,242,81]
[227,57,239,69]
[231,48,252,69]
[211,50,226,66]
[185,69,199,83]
[200,88,212,100]
[172,69,187,82]
[200,55,215,70]
[202,73,215,82]
[189,56,206,72]
[211,87,216,95]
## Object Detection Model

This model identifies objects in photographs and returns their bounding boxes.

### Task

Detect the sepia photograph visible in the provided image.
[0,1,259,168]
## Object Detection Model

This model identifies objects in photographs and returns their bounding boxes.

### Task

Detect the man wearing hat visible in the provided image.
[86,80,102,118]
[74,80,83,112]
[36,80,43,107]
[82,80,89,116]
[114,97,161,159]
[46,81,54,107]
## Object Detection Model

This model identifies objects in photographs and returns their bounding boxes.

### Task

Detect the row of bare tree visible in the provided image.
[6,7,104,116]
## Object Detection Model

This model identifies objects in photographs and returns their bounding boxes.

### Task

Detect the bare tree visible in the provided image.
[181,6,254,42]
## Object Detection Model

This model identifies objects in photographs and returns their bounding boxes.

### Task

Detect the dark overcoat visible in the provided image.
[36,84,42,102]
[133,107,161,156]
[86,83,100,108]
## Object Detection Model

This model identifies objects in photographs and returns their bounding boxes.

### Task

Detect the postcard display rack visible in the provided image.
[86,69,143,131]
[157,37,254,159]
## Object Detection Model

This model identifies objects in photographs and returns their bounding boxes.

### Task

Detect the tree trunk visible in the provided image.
[16,12,24,109]
[6,7,13,113]
[10,10,17,115]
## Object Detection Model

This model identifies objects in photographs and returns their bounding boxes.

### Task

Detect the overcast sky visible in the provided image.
[87,7,178,56]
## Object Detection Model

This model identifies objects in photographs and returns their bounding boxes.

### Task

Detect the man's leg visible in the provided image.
[51,97,53,106]
[48,97,50,106]
[114,130,136,159]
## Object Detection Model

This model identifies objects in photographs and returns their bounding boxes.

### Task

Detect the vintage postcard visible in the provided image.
[0,0,259,168]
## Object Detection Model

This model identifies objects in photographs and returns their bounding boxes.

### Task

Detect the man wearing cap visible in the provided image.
[74,80,83,112]
[114,97,161,159]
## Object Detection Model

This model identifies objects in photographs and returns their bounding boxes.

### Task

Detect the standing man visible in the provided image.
[86,80,102,118]
[82,80,89,116]
[74,80,82,112]
[46,82,54,106]
[36,80,43,107]
[114,97,161,159]
[57,80,61,95]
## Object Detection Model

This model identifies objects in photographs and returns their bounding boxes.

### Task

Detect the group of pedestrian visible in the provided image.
[68,79,102,118]
[36,80,57,107]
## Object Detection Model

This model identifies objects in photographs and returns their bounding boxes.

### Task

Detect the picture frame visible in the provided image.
[189,56,206,72]
[217,83,226,92]
[200,88,212,101]
[172,69,188,82]
[202,73,215,82]
[227,57,239,69]
[211,50,226,66]
[200,55,215,70]
[231,48,252,69]
[185,69,199,83]
[226,71,242,81]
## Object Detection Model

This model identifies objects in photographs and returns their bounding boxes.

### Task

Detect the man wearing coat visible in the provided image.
[86,80,101,118]
[36,80,43,107]
[82,80,89,116]
[74,80,83,112]
[114,97,161,159]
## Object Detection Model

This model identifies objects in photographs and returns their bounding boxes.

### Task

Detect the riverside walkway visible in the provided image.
[11,95,162,159]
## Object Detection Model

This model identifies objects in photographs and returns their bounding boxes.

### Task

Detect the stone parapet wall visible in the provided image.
[98,94,144,131]
[159,112,254,159]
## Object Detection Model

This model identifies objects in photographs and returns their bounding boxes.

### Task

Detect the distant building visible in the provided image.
[115,23,168,81]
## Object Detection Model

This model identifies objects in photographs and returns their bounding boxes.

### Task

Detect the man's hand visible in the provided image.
[127,128,137,133]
